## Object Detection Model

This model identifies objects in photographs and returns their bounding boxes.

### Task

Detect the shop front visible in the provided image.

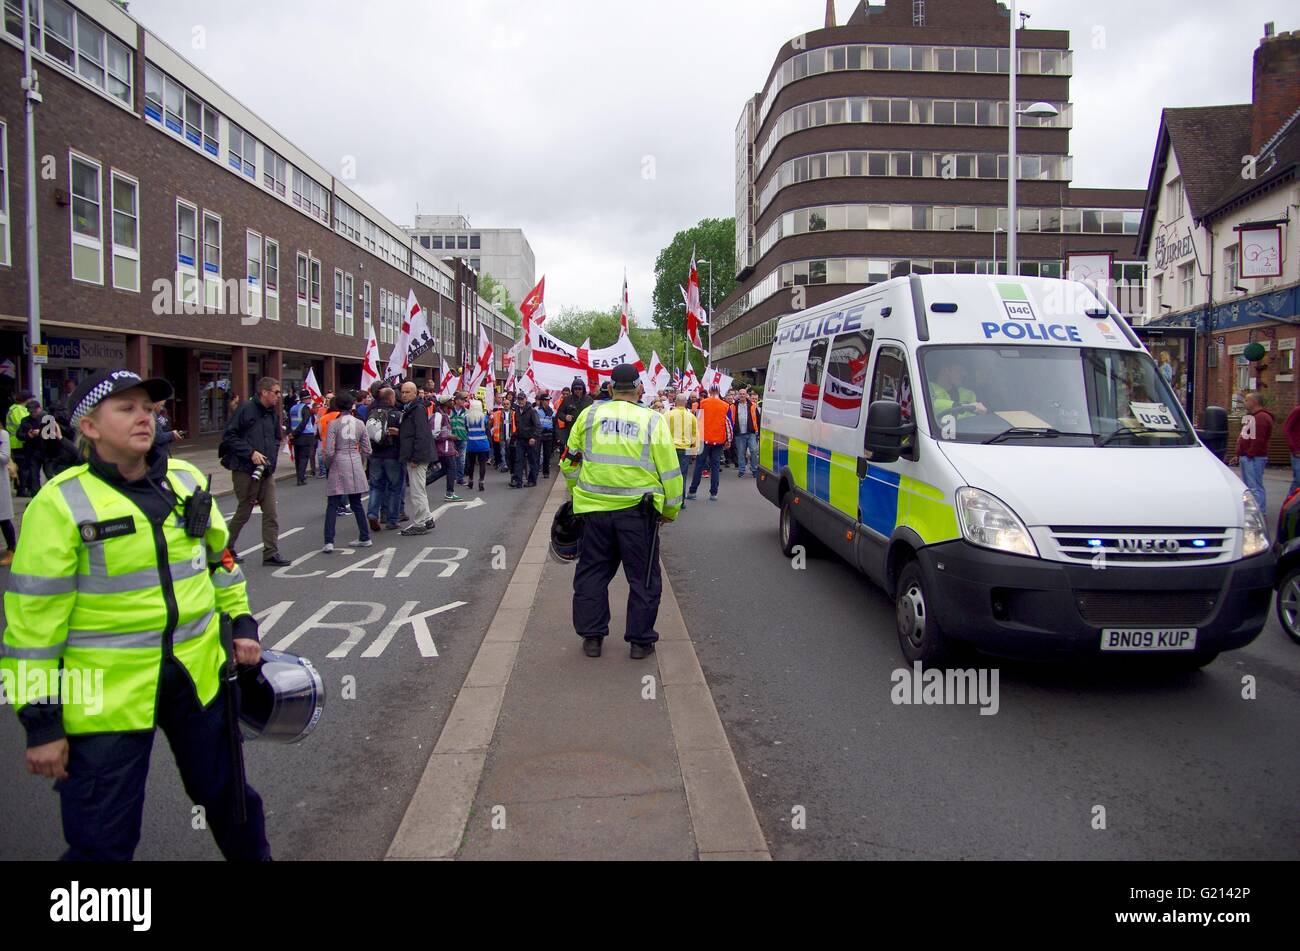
[195,351,234,435]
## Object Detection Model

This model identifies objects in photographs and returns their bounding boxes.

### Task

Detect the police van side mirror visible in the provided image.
[864,400,916,464]
[1197,405,1228,461]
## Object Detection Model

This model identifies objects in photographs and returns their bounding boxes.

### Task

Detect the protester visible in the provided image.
[536,393,557,478]
[367,386,404,532]
[322,393,373,553]
[667,393,700,511]
[555,379,592,445]
[1285,399,1300,495]
[687,386,732,502]
[221,378,288,566]
[31,401,78,481]
[729,386,761,478]
[8,396,39,496]
[426,395,464,502]
[151,401,183,462]
[397,381,436,536]
[288,388,318,485]
[0,427,15,567]
[490,399,511,472]
[1237,391,1273,512]
[465,398,491,492]
[451,393,470,487]
[510,392,540,488]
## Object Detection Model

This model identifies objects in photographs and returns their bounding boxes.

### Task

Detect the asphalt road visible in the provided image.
[0,460,551,860]
[663,464,1300,860]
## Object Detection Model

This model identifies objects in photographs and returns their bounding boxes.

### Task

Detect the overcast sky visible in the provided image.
[128,0,1286,321]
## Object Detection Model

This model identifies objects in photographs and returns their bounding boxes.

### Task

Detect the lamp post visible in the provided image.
[1006,0,1059,277]
[21,2,43,395]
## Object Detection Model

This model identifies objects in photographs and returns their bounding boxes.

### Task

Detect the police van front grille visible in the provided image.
[1050,526,1231,564]
[1074,590,1218,627]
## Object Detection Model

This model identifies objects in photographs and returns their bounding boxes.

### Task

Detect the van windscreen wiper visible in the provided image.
[1097,425,1151,447]
[982,426,1065,445]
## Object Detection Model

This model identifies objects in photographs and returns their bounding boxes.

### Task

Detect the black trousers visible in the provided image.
[55,657,270,861]
[512,440,539,484]
[540,435,556,476]
[573,507,662,645]
[293,433,317,483]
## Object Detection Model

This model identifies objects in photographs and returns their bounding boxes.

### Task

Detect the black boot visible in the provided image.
[630,643,656,660]
[583,637,602,658]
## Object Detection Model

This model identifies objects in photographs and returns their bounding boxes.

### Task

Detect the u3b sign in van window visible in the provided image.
[1130,402,1179,430]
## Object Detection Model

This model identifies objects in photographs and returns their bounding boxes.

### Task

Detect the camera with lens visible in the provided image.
[250,463,269,482]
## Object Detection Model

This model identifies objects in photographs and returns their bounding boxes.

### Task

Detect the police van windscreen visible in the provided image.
[918,346,1196,447]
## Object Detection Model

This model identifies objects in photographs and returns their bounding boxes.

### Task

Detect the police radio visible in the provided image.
[183,488,213,538]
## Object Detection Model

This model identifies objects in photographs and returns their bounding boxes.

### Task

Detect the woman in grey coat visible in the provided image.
[322,393,373,553]
[0,429,17,567]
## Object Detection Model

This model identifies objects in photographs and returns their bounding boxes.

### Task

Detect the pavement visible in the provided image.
[387,475,769,861]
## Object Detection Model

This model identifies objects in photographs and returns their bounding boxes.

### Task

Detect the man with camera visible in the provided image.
[222,378,289,566]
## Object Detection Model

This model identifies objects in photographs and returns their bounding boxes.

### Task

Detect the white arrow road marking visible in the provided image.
[239,526,303,558]
[361,601,466,658]
[425,497,486,524]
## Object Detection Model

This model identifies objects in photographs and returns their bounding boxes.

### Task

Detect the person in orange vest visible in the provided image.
[687,387,733,502]
[729,385,762,478]
[489,401,511,472]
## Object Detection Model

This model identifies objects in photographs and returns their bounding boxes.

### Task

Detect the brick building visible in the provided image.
[0,0,515,437]
[712,0,1146,379]
[1137,24,1300,460]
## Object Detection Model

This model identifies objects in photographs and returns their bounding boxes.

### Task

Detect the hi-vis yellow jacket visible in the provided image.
[1,458,250,737]
[561,399,684,518]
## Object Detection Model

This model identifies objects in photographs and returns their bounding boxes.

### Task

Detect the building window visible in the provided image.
[457,235,468,250]
[229,124,257,180]
[470,234,480,250]
[4,0,41,46]
[431,235,443,250]
[69,153,102,284]
[264,238,279,321]
[110,171,138,291]
[1166,177,1184,221]
[363,281,372,328]
[334,267,345,334]
[41,0,73,69]
[309,257,321,329]
[335,199,362,242]
[145,63,218,155]
[1224,245,1240,295]
[1179,262,1195,308]
[0,121,9,266]
[176,199,198,306]
[263,149,287,197]
[246,231,262,320]
[419,235,430,249]
[202,211,221,309]
[292,169,328,225]
[296,252,309,326]
[344,273,354,336]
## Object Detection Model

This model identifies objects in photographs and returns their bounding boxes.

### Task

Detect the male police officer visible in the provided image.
[561,363,684,659]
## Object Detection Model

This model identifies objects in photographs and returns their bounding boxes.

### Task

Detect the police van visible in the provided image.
[757,274,1274,667]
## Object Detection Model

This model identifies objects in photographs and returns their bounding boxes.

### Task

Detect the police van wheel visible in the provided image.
[779,493,806,559]
[895,561,950,667]
[1277,566,1300,644]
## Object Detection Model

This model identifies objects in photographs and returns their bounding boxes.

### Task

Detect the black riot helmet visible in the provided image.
[550,500,585,564]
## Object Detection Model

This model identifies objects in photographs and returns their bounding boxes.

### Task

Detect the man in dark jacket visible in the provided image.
[367,386,403,532]
[152,401,184,461]
[223,378,287,565]
[397,381,435,536]
[555,378,593,446]
[536,393,557,478]
[510,393,540,488]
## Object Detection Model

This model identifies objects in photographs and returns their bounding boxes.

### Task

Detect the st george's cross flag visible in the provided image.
[360,321,381,392]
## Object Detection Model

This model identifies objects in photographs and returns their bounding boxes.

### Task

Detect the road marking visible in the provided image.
[250,598,465,659]
[426,497,486,523]
[238,526,303,558]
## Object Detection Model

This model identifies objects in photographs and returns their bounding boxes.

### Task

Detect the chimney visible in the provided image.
[1250,28,1300,155]
[825,0,836,29]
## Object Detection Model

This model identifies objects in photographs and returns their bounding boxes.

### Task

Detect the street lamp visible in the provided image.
[1007,0,1060,276]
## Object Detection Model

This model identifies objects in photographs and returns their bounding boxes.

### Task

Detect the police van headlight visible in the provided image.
[956,487,1039,558]
[1241,490,1269,557]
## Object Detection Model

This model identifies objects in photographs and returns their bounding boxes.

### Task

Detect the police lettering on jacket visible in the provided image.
[599,419,641,439]
[775,303,866,346]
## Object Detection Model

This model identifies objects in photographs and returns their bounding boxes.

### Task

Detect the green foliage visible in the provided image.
[479,272,520,327]
[651,218,736,377]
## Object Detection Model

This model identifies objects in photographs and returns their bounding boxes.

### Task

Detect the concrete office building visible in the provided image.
[0,0,509,436]
[405,214,537,309]
[712,0,1147,378]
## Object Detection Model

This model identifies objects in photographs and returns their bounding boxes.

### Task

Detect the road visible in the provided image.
[0,465,551,860]
[663,466,1300,860]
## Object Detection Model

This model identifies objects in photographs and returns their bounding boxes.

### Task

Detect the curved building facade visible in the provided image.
[713,0,1146,377]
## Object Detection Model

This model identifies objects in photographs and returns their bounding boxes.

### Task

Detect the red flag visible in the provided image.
[466,326,494,393]
[360,321,380,392]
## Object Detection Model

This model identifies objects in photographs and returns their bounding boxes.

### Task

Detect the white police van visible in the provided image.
[757,274,1273,667]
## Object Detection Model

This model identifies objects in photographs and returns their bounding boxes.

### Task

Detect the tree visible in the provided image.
[651,218,736,376]
[478,272,520,327]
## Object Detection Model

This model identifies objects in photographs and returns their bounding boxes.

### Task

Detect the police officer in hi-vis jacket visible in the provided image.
[1,368,270,861]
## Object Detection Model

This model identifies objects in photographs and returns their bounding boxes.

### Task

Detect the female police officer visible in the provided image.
[1,368,271,860]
